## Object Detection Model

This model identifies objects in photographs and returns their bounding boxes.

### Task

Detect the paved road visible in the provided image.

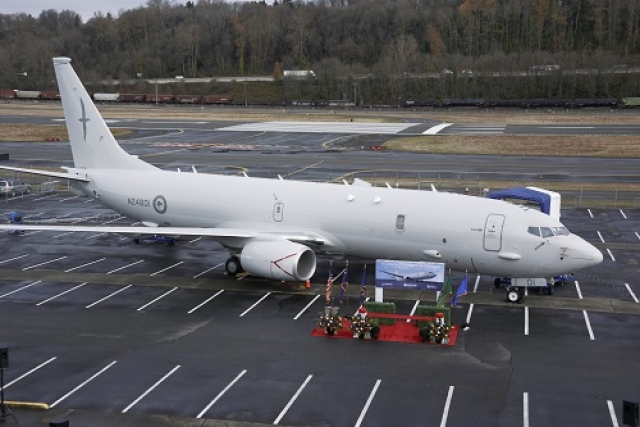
[0,118,639,427]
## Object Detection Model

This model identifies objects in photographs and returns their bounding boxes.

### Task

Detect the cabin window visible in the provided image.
[528,227,541,237]
[395,214,406,231]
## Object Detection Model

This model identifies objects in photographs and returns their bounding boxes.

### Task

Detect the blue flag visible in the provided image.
[451,275,468,307]
[359,264,367,304]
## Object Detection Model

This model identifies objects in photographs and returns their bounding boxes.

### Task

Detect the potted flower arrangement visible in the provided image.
[351,315,372,339]
[318,311,342,336]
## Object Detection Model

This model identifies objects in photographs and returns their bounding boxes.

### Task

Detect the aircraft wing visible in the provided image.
[0,224,326,246]
[0,165,90,182]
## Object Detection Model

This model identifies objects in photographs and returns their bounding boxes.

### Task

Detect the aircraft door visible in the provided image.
[273,201,284,222]
[483,214,505,251]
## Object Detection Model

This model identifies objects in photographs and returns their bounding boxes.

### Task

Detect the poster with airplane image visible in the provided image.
[375,260,445,290]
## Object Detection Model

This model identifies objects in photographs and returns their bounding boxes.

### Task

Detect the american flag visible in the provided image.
[325,263,333,304]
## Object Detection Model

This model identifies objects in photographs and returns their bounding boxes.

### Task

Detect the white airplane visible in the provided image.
[0,57,603,284]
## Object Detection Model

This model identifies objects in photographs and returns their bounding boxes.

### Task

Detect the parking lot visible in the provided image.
[1,190,640,426]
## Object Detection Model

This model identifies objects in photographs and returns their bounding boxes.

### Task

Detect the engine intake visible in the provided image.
[241,240,316,281]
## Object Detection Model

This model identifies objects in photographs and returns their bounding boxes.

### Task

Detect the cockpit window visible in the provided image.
[540,227,554,238]
[528,227,541,237]
[553,227,570,236]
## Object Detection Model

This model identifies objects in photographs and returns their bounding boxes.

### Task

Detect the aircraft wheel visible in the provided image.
[507,288,521,303]
[133,238,141,244]
[494,278,502,288]
[167,239,176,246]
[225,256,243,276]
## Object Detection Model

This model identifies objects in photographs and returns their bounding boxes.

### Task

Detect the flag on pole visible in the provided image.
[359,264,367,305]
[451,275,468,307]
[339,264,349,304]
[437,272,452,307]
[325,263,334,304]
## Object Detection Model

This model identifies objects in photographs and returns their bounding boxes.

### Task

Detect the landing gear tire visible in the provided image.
[225,256,243,276]
[507,287,523,303]
[133,238,141,244]
[494,278,502,288]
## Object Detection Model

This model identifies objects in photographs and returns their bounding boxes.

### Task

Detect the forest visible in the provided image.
[0,0,639,105]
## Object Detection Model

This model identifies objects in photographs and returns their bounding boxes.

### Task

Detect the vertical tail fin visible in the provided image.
[53,57,155,170]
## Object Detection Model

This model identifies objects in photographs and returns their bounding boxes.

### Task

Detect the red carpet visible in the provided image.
[311,320,458,346]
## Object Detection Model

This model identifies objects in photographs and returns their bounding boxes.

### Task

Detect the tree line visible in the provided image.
[0,0,638,105]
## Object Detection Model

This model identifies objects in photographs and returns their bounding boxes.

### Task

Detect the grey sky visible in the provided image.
[1,1,263,22]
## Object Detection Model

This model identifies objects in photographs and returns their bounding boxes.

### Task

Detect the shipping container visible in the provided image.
[40,91,60,101]
[118,93,146,102]
[0,89,16,99]
[145,94,175,103]
[93,93,120,102]
[202,95,233,104]
[174,95,202,104]
[16,90,41,99]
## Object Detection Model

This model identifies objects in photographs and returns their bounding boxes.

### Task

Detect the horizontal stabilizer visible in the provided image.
[0,165,89,182]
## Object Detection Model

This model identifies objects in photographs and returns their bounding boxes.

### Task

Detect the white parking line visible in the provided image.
[466,304,474,324]
[53,231,75,238]
[86,285,132,308]
[583,310,595,340]
[50,361,117,408]
[607,400,619,427]
[196,370,247,419]
[21,230,42,236]
[0,254,28,265]
[354,379,381,427]
[407,299,420,322]
[2,357,57,390]
[37,282,88,306]
[122,365,181,413]
[106,260,144,274]
[101,217,123,225]
[0,281,42,299]
[620,209,627,219]
[597,231,605,243]
[86,233,107,239]
[439,386,454,427]
[65,258,106,272]
[239,292,272,317]
[137,287,178,311]
[523,392,529,427]
[636,232,640,241]
[193,263,224,279]
[150,261,184,277]
[587,209,594,218]
[293,295,321,320]
[575,280,584,299]
[473,275,481,293]
[33,194,57,201]
[625,283,639,303]
[524,307,529,336]
[188,290,225,314]
[606,249,616,262]
[22,256,67,271]
[188,236,202,244]
[58,195,80,202]
[273,374,313,425]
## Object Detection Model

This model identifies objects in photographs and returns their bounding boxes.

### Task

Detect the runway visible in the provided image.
[1,114,640,427]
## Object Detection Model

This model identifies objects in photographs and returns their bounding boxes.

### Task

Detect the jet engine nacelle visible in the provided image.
[240,240,316,281]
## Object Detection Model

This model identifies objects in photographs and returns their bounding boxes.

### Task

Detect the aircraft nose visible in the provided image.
[571,236,603,270]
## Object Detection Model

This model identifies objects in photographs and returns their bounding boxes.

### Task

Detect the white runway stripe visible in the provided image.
[219,121,414,134]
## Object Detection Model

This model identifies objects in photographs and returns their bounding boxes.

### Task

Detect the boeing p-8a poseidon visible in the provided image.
[0,57,603,284]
